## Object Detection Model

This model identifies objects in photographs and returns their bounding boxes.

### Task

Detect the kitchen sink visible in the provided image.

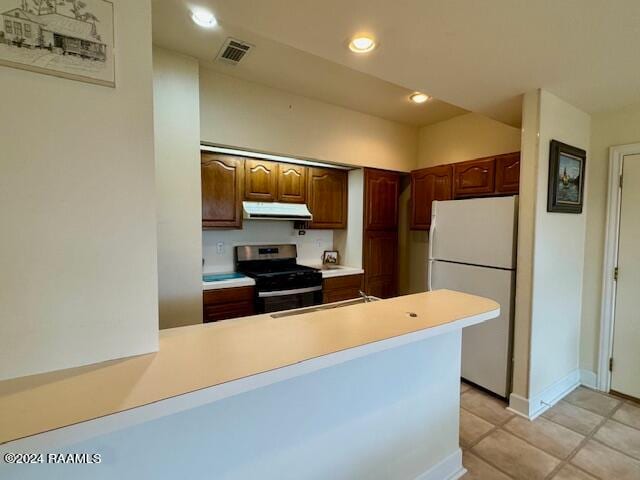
[270,295,380,318]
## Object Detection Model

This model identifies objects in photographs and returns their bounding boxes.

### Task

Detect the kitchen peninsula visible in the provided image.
[1,290,499,480]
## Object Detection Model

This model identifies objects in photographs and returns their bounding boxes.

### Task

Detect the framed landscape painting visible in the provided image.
[547,140,586,213]
[0,0,114,87]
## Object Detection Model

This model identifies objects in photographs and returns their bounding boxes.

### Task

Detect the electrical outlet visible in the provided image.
[216,242,224,255]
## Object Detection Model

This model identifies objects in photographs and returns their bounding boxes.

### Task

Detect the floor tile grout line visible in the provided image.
[547,393,629,480]
[461,385,640,479]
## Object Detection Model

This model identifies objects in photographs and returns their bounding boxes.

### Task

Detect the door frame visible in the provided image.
[598,142,640,391]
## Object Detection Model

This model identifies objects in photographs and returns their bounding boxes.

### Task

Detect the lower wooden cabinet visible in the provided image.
[323,274,364,304]
[363,230,398,299]
[203,287,255,323]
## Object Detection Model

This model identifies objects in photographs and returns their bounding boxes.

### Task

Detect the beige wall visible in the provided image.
[580,104,640,378]
[0,0,158,380]
[199,67,418,172]
[153,48,203,329]
[510,90,591,415]
[528,91,590,397]
[404,113,521,294]
[417,113,521,168]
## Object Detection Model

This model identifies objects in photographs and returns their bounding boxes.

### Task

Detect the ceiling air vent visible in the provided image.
[215,38,253,65]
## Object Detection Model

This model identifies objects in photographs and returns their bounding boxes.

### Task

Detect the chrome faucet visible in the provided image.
[359,290,373,303]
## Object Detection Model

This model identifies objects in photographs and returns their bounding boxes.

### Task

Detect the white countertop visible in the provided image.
[0,290,499,444]
[202,266,363,290]
[203,275,256,291]
[304,264,365,279]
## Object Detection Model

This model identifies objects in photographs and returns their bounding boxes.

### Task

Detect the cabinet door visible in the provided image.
[277,163,307,203]
[307,168,348,229]
[453,157,496,198]
[364,169,401,230]
[363,230,398,299]
[495,152,521,194]
[410,165,453,230]
[201,153,244,229]
[245,159,278,201]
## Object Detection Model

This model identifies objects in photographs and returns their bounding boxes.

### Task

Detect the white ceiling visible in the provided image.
[152,0,468,127]
[159,0,640,127]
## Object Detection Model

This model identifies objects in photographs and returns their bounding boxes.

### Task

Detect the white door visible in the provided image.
[430,260,515,397]
[430,196,518,268]
[611,154,640,399]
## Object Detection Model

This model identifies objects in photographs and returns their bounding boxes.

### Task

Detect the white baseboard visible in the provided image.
[580,369,597,389]
[508,369,580,420]
[414,448,465,480]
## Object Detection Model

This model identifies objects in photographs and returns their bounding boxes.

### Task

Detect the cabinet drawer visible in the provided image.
[203,286,255,322]
[204,302,255,322]
[322,274,363,304]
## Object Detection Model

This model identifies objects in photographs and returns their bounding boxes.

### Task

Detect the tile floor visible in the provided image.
[460,383,640,480]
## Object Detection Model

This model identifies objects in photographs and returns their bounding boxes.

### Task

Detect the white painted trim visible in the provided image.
[1,309,496,450]
[598,143,640,392]
[580,369,597,389]
[414,448,465,480]
[508,369,580,419]
[200,144,352,170]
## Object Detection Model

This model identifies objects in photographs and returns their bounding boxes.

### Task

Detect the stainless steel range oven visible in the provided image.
[235,244,323,314]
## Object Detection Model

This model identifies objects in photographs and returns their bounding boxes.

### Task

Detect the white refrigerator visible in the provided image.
[428,196,518,398]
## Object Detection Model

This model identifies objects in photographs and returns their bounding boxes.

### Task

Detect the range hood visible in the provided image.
[243,202,313,221]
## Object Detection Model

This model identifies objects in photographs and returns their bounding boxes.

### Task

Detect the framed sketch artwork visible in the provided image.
[547,140,586,213]
[0,0,114,87]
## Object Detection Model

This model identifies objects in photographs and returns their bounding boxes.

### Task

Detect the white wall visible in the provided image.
[334,169,364,269]
[0,0,158,381]
[153,48,203,330]
[199,67,418,172]
[529,90,590,398]
[203,223,334,273]
[580,103,640,378]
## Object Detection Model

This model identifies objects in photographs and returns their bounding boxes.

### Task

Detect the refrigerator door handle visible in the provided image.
[427,207,436,291]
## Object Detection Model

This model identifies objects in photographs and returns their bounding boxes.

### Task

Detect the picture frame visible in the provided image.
[322,250,339,265]
[547,139,586,214]
[0,0,115,87]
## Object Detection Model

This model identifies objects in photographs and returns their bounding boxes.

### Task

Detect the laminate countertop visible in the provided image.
[0,290,499,445]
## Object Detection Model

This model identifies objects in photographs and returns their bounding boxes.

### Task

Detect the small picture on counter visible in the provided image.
[322,250,338,265]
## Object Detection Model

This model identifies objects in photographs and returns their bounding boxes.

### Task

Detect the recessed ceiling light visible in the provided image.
[191,9,217,28]
[349,36,376,53]
[409,93,431,104]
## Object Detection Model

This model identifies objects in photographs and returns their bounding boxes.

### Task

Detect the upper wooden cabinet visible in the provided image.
[410,165,453,230]
[364,169,401,230]
[245,159,278,202]
[453,157,496,198]
[277,163,307,203]
[495,152,521,194]
[306,167,348,229]
[201,153,244,229]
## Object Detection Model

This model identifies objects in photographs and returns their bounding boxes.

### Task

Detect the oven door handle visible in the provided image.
[258,286,322,298]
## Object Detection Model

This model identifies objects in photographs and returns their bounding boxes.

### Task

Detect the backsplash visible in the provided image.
[202,221,334,273]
